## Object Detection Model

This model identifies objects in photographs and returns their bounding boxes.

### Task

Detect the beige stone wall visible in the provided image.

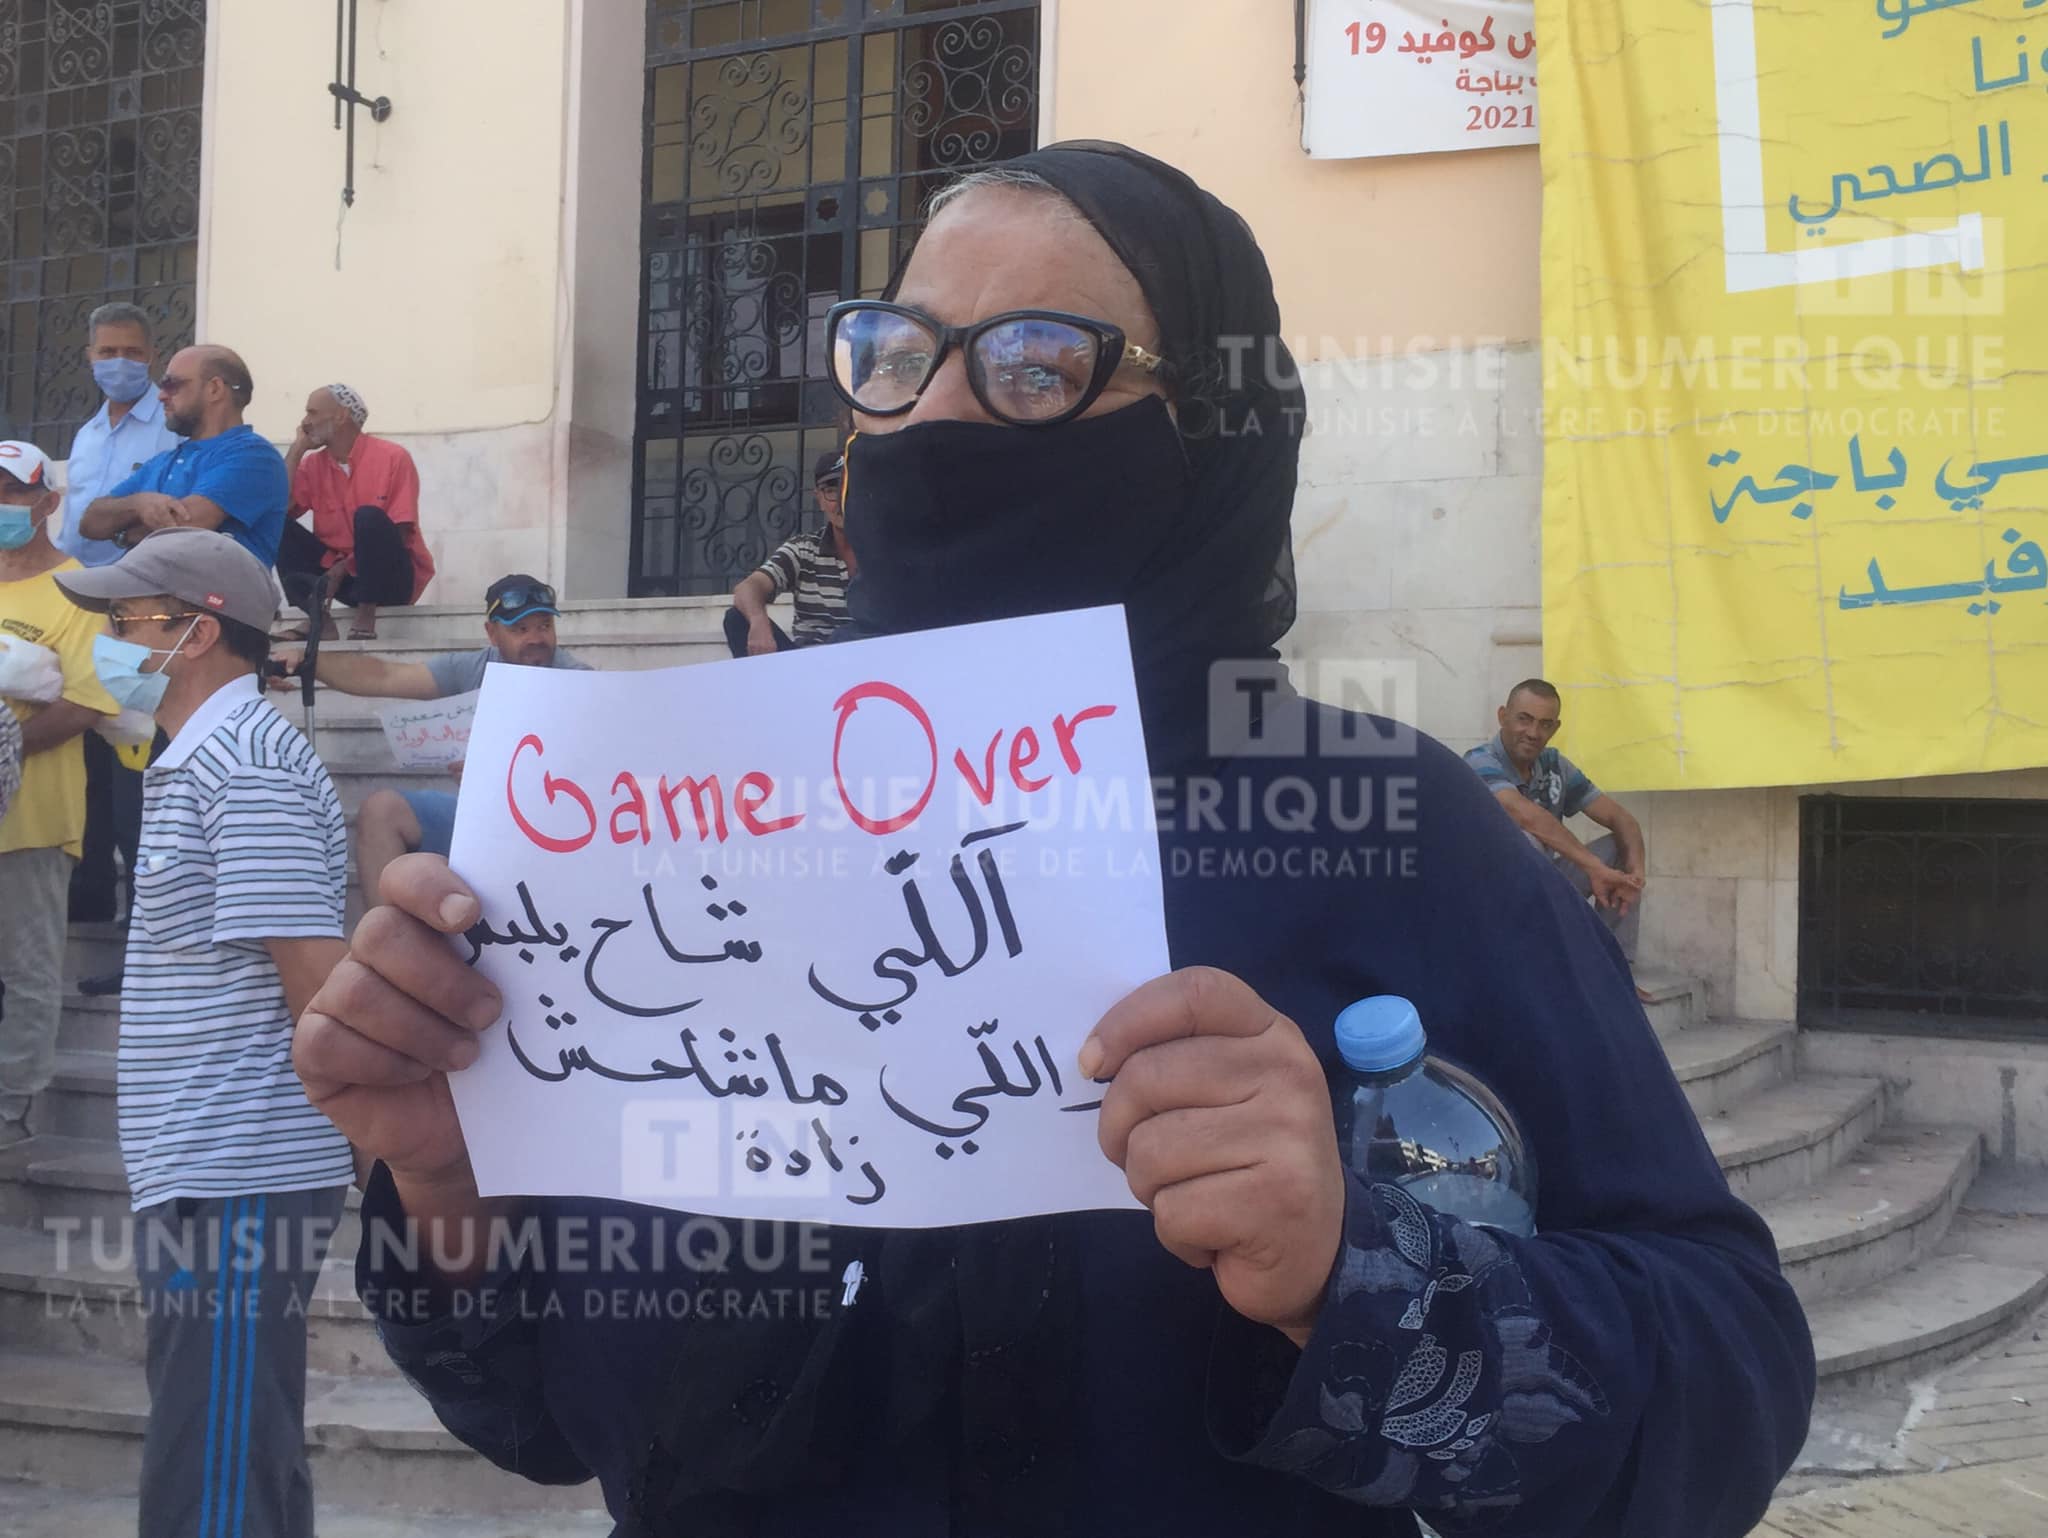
[202,0,570,435]
[196,0,643,603]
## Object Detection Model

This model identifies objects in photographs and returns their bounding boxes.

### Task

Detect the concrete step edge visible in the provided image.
[43,1054,114,1096]
[0,1346,456,1451]
[1757,1124,1981,1268]
[1632,968,1704,1005]
[1699,1076,1886,1172]
[1662,1021,1797,1085]
[0,1226,365,1320]
[1805,1257,2048,1380]
[0,1135,363,1211]
[0,1482,615,1536]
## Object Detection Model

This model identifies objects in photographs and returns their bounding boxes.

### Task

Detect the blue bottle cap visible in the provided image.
[1333,995,1427,1074]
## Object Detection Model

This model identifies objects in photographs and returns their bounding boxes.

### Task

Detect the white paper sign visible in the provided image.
[378,692,478,770]
[446,608,1169,1228]
[1303,0,1539,160]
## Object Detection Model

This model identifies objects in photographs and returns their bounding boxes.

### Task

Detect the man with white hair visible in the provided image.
[276,382,435,640]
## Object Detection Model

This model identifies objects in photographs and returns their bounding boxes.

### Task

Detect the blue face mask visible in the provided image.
[0,507,35,551]
[93,617,199,715]
[92,357,153,405]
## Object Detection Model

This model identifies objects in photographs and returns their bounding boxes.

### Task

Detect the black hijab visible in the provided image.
[844,140,1305,768]
[634,142,1304,1534]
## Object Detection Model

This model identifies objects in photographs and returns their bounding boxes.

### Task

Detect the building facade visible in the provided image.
[8,0,2045,1107]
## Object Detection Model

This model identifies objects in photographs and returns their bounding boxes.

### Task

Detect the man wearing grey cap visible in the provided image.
[56,527,353,1538]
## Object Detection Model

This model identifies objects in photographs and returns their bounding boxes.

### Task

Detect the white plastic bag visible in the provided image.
[95,706,157,748]
[0,634,63,705]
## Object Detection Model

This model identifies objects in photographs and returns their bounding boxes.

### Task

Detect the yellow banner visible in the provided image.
[1537,0,2048,790]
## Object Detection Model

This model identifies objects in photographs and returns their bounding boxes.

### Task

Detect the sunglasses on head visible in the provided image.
[488,583,557,621]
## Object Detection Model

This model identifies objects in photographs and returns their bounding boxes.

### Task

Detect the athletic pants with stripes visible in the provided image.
[132,1186,349,1538]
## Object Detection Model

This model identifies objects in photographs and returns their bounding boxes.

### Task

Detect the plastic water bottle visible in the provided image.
[1331,996,1537,1235]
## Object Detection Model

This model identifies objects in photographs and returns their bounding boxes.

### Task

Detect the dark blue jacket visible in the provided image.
[358,708,1814,1535]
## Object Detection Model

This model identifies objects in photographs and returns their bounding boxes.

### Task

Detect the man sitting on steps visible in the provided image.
[1466,678,1655,1003]
[269,573,589,900]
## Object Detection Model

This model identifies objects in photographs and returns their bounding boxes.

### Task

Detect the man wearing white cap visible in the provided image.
[0,440,118,1148]
[277,382,435,641]
[57,527,353,1538]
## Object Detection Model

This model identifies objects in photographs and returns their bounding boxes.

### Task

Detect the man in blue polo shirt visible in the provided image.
[75,344,288,567]
[1466,678,1650,981]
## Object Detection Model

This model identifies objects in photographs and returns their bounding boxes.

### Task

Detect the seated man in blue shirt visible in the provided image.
[75,345,289,568]
[1465,679,1650,984]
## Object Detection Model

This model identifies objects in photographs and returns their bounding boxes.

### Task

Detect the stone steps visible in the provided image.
[0,1348,607,1516]
[28,1054,117,1145]
[1664,1020,1798,1119]
[1700,1076,1889,1206]
[271,630,727,684]
[0,1132,365,1238]
[52,993,116,1055]
[1632,966,1702,1039]
[1757,1125,1983,1304]
[1802,1256,2048,1385]
[287,596,731,648]
[0,1481,612,1538]
[0,1224,386,1378]
[57,923,126,978]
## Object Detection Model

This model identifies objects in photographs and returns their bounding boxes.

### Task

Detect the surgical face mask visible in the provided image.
[92,357,153,404]
[0,504,36,551]
[92,616,201,715]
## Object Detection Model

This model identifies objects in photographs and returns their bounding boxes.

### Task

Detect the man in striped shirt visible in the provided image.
[58,528,353,1538]
[725,449,855,655]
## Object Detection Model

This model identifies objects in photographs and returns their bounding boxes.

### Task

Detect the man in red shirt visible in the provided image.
[277,383,435,639]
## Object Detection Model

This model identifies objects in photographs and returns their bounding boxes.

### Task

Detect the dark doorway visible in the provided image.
[1800,795,2048,1039]
[632,0,1041,596]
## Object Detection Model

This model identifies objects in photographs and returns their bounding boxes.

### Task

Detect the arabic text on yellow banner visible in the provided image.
[1537,0,2048,789]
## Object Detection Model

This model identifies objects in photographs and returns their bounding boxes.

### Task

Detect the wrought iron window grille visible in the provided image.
[631,0,1041,597]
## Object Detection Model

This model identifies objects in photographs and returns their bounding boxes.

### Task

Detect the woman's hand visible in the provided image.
[1084,967,1345,1347]
[293,854,501,1199]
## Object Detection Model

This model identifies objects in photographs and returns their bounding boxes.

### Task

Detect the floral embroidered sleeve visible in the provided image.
[353,1165,593,1487]
[1209,1166,1813,1535]
[1206,722,1817,1536]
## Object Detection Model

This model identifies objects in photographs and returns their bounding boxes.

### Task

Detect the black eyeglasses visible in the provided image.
[487,583,556,620]
[825,301,1167,428]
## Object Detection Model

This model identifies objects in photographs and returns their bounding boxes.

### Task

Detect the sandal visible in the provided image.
[347,624,378,641]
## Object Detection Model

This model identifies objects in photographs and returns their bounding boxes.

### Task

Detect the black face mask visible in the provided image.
[842,396,1190,641]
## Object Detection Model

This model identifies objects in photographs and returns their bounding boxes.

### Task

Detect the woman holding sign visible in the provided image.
[296,143,1812,1537]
